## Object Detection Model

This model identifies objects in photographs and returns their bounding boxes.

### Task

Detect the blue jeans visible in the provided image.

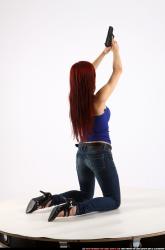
[51,142,121,215]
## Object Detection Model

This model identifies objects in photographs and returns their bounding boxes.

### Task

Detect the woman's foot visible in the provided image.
[48,199,78,222]
[57,206,77,217]
[26,191,53,214]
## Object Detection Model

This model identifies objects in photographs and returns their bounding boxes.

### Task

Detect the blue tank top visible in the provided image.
[86,105,111,144]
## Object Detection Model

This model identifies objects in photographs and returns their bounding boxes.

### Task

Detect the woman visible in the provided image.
[26,38,122,221]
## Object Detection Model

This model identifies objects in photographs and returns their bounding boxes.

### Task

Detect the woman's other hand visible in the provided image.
[103,46,112,55]
[103,38,120,55]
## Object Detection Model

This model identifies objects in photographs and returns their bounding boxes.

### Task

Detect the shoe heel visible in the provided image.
[48,200,73,222]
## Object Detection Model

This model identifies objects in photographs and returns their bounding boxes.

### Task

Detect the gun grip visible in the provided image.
[105,26,115,47]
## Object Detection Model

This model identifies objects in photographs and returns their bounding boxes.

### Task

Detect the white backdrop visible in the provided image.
[0,0,165,202]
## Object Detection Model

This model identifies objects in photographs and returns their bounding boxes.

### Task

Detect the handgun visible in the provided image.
[105,26,115,47]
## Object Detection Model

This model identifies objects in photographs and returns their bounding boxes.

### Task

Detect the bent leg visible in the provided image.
[51,151,95,206]
[75,152,121,215]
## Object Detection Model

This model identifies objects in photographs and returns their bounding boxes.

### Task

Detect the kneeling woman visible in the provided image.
[26,38,122,221]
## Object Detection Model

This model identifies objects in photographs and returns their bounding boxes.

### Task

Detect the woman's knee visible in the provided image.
[116,199,121,208]
[105,194,121,209]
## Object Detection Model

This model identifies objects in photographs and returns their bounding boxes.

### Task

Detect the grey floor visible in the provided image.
[0,242,8,248]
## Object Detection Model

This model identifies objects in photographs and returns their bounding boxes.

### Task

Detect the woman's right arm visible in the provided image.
[92,43,112,70]
[92,50,106,70]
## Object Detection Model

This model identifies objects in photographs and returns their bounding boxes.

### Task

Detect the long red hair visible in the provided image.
[69,61,96,142]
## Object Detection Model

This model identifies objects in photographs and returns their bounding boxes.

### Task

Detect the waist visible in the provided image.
[86,134,111,144]
[75,141,112,151]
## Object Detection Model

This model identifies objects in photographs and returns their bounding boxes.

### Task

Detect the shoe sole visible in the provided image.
[26,200,37,214]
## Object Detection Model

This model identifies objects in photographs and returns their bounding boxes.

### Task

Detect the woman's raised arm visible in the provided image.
[92,46,111,70]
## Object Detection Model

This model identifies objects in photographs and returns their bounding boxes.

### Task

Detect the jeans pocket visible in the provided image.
[105,151,113,160]
[87,153,106,171]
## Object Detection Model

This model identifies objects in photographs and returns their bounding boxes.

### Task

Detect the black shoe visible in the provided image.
[26,190,53,214]
[48,198,76,222]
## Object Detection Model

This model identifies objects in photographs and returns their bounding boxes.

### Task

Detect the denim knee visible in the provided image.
[116,199,121,208]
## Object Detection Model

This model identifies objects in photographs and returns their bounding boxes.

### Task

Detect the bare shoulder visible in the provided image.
[93,95,106,116]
